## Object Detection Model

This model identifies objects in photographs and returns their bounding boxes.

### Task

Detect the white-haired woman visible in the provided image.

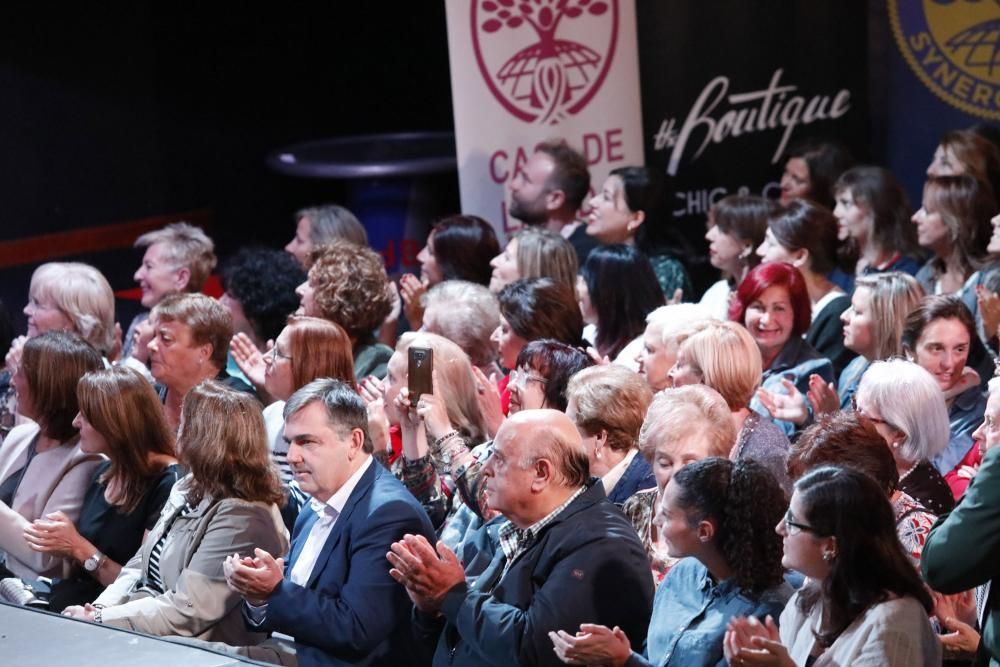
[621,385,736,585]
[2,262,115,440]
[634,304,713,393]
[855,358,954,515]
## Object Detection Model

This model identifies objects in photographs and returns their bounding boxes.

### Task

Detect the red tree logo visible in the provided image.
[471,0,619,125]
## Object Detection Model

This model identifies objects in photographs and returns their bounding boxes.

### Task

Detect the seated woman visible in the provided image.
[621,385,736,585]
[2,262,116,440]
[296,241,394,380]
[725,466,941,667]
[913,174,994,297]
[787,411,938,566]
[670,320,792,493]
[758,272,925,425]
[778,139,854,210]
[902,296,987,499]
[489,277,584,428]
[579,244,665,366]
[551,457,790,667]
[926,128,1000,198]
[488,226,578,294]
[21,366,180,610]
[833,166,922,277]
[284,203,367,268]
[635,304,713,392]
[729,262,834,436]
[757,201,854,377]
[0,332,104,580]
[701,195,775,320]
[63,381,288,644]
[565,365,655,505]
[148,293,249,431]
[855,358,954,515]
[585,166,693,300]
[403,214,500,330]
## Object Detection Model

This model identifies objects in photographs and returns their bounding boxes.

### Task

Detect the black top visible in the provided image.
[47,461,181,611]
[899,459,955,517]
[567,223,601,265]
[805,294,856,379]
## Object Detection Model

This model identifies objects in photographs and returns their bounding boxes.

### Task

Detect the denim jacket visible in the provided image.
[625,558,792,667]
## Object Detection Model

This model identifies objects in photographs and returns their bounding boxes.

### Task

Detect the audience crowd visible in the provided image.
[6,130,1000,666]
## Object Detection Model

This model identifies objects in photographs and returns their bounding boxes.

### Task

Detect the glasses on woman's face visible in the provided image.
[851,396,890,428]
[269,344,292,364]
[782,508,816,536]
[508,368,547,391]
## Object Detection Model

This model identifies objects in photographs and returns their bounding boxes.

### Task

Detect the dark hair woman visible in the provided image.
[725,466,940,666]
[22,366,180,610]
[579,244,666,362]
[551,457,790,667]
[779,139,854,210]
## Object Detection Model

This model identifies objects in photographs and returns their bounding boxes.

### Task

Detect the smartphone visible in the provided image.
[408,346,434,398]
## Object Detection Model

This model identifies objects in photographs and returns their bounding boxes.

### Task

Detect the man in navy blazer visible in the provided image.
[224,378,436,666]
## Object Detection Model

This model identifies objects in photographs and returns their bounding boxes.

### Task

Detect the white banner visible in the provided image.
[445,0,644,239]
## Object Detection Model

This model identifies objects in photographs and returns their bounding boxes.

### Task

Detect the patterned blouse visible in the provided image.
[892,491,937,567]
[621,487,678,587]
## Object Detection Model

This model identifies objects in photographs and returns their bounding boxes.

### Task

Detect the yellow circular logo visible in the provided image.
[889,0,1000,119]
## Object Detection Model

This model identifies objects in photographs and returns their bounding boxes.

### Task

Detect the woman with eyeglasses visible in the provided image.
[854,358,954,515]
[550,457,791,667]
[724,466,940,667]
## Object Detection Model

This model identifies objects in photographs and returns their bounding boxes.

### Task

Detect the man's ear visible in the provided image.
[545,189,567,213]
[348,427,366,459]
[530,456,555,492]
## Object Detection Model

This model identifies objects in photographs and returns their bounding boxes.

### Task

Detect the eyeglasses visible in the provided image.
[269,345,292,363]
[851,396,891,428]
[509,369,548,391]
[782,508,816,535]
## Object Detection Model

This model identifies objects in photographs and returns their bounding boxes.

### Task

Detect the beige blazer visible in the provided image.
[96,475,289,645]
[0,422,105,579]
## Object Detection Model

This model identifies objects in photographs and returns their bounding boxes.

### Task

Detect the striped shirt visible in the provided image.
[144,501,198,595]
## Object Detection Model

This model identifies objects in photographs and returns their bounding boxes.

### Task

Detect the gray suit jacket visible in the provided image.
[96,475,289,644]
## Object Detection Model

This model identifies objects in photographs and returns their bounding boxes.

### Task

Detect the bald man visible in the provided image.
[388,410,654,667]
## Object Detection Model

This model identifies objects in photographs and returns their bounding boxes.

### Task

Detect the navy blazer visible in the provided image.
[253,459,436,667]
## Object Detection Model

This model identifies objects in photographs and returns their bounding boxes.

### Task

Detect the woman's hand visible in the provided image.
[230,333,267,389]
[471,366,505,439]
[939,614,981,659]
[724,616,794,667]
[400,273,428,330]
[62,603,98,621]
[366,398,392,455]
[5,335,26,375]
[23,511,88,560]
[756,378,809,425]
[805,373,839,416]
[585,347,611,366]
[934,589,977,628]
[358,374,385,405]
[548,624,632,667]
[414,370,454,441]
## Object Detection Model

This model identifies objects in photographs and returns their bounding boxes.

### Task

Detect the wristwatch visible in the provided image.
[83,551,105,572]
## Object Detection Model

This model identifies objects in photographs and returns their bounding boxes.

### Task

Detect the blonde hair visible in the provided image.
[566,365,653,453]
[678,320,762,409]
[639,385,736,462]
[645,304,714,346]
[514,227,579,290]
[134,222,217,292]
[30,262,115,355]
[396,331,487,443]
[853,272,925,360]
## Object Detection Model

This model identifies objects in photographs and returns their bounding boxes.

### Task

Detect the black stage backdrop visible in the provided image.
[636,0,871,295]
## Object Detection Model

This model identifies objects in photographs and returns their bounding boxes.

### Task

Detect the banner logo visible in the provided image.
[890,0,1000,119]
[471,0,618,125]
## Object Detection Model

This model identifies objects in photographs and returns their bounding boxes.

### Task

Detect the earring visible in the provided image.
[822,551,835,562]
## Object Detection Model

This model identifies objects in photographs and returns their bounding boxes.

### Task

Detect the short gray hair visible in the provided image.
[423,280,500,368]
[284,378,373,453]
[856,359,950,463]
[134,222,217,292]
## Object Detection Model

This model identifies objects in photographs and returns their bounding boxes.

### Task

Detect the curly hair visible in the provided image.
[220,247,305,344]
[307,241,393,339]
[673,457,786,596]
